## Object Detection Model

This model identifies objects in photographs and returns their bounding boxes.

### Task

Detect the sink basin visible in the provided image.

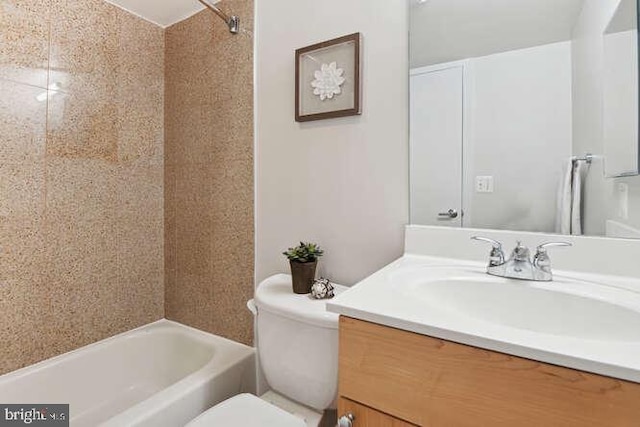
[396,269,640,342]
[328,254,640,383]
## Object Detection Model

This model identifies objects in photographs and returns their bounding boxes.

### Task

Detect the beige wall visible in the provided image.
[164,1,255,346]
[1,0,165,374]
[255,0,409,286]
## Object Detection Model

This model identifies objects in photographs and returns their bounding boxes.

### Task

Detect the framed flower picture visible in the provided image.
[295,33,362,122]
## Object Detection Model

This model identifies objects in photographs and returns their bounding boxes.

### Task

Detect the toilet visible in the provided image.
[187,274,346,427]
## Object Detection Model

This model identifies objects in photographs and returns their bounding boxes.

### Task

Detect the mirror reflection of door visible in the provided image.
[410,64,464,227]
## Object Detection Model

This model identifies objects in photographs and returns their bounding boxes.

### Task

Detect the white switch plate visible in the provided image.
[618,183,629,220]
[475,176,494,193]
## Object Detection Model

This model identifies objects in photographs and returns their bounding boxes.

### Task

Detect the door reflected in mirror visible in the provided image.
[409,0,640,238]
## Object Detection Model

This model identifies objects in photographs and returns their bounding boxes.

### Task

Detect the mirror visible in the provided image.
[409,0,640,238]
[604,0,639,177]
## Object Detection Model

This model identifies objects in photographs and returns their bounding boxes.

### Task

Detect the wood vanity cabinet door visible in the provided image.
[338,397,418,427]
[339,316,640,427]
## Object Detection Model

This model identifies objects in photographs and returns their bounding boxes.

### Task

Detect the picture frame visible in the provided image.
[295,33,362,122]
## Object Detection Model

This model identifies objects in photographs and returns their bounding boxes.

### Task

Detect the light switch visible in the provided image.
[475,176,494,193]
[618,183,629,220]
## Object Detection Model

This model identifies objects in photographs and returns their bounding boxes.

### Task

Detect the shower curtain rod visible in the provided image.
[196,0,240,34]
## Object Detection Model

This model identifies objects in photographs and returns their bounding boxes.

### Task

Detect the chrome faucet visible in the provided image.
[471,237,571,282]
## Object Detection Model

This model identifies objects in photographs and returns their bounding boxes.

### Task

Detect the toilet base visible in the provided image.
[260,391,323,427]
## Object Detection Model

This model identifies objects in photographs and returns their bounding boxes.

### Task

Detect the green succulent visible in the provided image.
[282,242,324,263]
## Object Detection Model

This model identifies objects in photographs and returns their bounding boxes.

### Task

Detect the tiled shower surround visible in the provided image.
[0,0,254,374]
[164,1,255,346]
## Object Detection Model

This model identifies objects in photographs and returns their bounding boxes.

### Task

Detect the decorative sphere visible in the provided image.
[311,278,335,300]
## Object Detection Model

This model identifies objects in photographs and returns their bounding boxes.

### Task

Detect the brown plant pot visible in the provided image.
[289,260,317,294]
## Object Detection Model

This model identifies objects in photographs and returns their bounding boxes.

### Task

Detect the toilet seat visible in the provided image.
[186,393,306,427]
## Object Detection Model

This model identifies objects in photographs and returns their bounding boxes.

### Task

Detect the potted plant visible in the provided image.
[282,242,324,294]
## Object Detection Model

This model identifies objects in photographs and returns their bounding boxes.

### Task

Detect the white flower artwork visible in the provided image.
[310,62,346,101]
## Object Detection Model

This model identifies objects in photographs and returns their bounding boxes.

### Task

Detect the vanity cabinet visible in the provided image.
[338,316,640,427]
[338,397,417,427]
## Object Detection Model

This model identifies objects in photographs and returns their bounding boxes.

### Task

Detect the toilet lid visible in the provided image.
[186,394,306,427]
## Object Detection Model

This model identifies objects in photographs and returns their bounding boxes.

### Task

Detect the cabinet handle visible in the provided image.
[338,412,355,427]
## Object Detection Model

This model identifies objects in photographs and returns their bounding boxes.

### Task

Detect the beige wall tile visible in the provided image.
[0,80,47,163]
[164,163,178,304]
[116,163,164,324]
[0,161,47,373]
[0,277,48,374]
[46,76,119,161]
[47,0,118,161]
[0,0,51,88]
[117,9,164,165]
[0,78,48,373]
[43,158,120,352]
[165,3,255,345]
[46,2,165,164]
[49,0,118,77]
[164,2,254,166]
[174,162,216,277]
[0,161,45,254]
[1,0,164,375]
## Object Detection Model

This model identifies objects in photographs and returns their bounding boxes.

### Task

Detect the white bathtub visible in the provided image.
[0,320,255,427]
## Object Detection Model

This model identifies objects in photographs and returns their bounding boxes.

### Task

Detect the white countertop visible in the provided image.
[327,254,640,383]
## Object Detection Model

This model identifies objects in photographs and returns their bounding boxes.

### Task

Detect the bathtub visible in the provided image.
[0,320,255,427]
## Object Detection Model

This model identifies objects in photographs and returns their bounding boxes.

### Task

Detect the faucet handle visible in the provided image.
[471,236,505,267]
[536,241,572,252]
[533,242,572,274]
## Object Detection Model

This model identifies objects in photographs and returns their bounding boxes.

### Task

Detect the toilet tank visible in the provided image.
[254,275,346,411]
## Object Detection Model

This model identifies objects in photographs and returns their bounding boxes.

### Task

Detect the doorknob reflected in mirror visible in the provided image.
[338,412,355,427]
[438,209,459,219]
